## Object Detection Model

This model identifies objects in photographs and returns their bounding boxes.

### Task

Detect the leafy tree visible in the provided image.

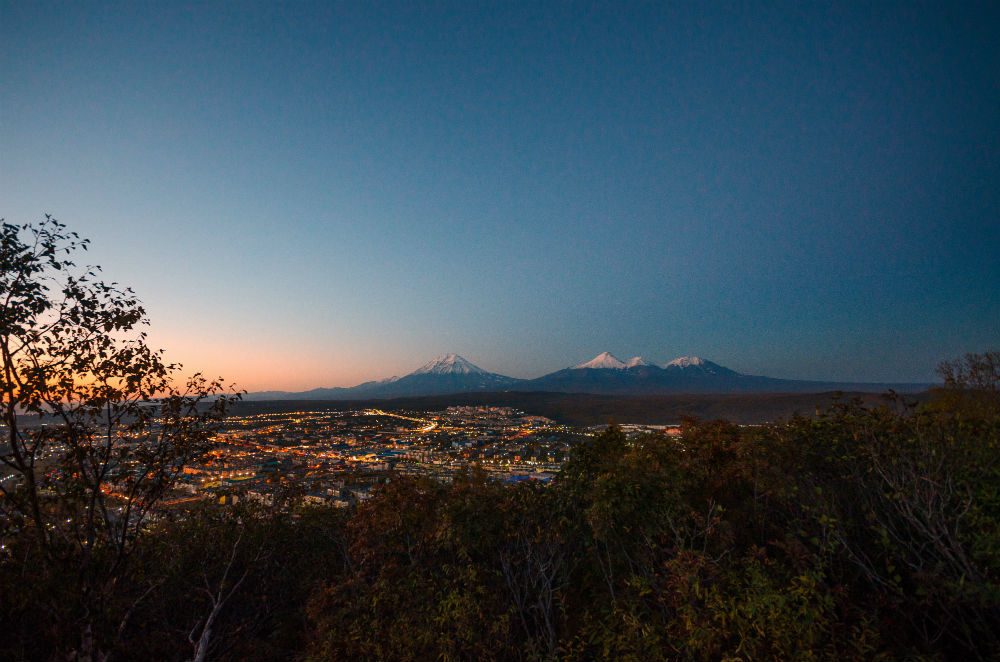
[779,386,1000,660]
[930,350,1000,420]
[0,216,238,660]
[299,379,997,661]
[108,503,335,662]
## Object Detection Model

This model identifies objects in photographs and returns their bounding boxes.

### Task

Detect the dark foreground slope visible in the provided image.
[7,383,997,662]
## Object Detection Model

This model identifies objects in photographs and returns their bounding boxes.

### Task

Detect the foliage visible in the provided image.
[300,358,999,661]
[0,216,238,660]
[2,239,996,662]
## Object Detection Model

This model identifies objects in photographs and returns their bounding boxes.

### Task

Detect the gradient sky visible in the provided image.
[3,1,998,390]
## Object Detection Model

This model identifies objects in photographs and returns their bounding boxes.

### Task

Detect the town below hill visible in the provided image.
[234,389,934,427]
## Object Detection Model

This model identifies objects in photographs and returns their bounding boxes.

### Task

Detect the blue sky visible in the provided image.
[3,1,998,389]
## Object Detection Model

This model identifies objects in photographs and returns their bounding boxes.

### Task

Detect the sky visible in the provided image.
[2,1,998,390]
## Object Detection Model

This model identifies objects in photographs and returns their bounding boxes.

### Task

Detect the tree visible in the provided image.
[0,216,238,660]
[777,385,1000,659]
[931,350,1000,419]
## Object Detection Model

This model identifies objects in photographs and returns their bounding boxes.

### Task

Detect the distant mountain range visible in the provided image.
[245,352,933,400]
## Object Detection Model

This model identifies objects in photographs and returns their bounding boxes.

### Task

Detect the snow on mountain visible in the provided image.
[625,356,650,368]
[573,352,627,370]
[665,356,707,369]
[410,353,488,376]
[663,356,738,376]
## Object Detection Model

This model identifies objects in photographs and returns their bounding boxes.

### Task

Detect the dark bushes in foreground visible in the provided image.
[3,362,999,661]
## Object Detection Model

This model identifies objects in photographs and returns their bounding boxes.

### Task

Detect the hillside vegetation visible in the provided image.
[2,354,998,661]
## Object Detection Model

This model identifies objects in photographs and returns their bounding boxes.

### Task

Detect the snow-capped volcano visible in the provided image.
[663,356,737,376]
[374,353,516,396]
[244,350,928,401]
[573,352,627,370]
[410,353,488,376]
[665,356,707,368]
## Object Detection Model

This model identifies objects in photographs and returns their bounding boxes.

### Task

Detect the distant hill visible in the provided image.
[244,351,933,400]
[245,353,518,400]
[517,352,929,395]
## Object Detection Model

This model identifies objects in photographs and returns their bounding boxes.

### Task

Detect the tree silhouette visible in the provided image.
[0,215,238,660]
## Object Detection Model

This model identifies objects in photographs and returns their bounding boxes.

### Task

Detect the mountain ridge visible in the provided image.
[244,351,934,400]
